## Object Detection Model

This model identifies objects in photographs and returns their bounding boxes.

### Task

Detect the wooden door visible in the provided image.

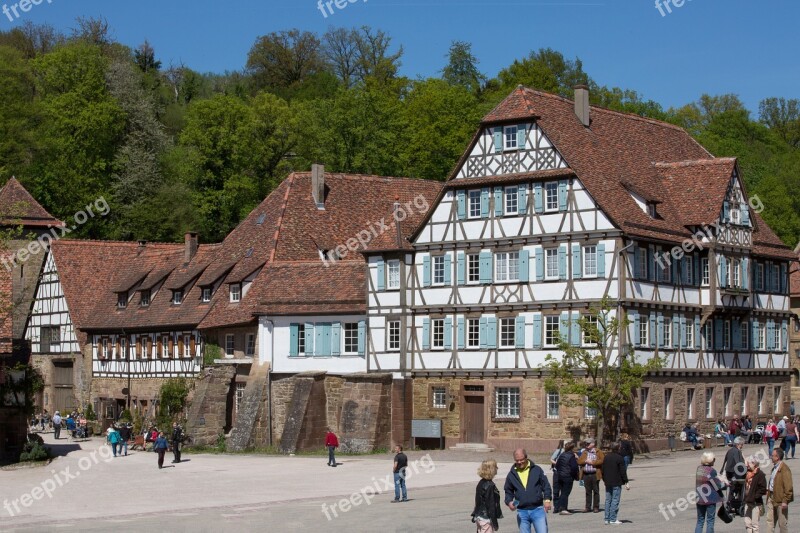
[52,362,74,413]
[464,396,485,443]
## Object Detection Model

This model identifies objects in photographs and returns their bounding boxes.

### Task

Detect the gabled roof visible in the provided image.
[0,177,63,228]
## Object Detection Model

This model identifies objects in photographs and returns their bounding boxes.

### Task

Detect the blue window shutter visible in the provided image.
[732,320,740,350]
[570,311,581,346]
[457,252,466,285]
[479,317,488,349]
[781,264,788,293]
[316,323,331,357]
[680,317,687,348]
[289,324,299,356]
[766,320,774,351]
[533,183,544,213]
[559,311,569,343]
[422,319,430,350]
[377,259,385,291]
[742,258,749,290]
[494,187,503,217]
[741,205,750,226]
[480,188,490,218]
[558,245,567,280]
[694,316,701,349]
[535,248,544,281]
[671,257,679,284]
[456,190,466,220]
[648,247,655,282]
[532,314,542,348]
[649,314,656,348]
[305,322,315,356]
[357,321,366,355]
[722,201,730,223]
[782,320,788,351]
[331,323,341,356]
[657,314,664,347]
[631,312,639,346]
[423,255,431,287]
[572,244,582,279]
[493,128,503,153]
[694,255,701,287]
[752,320,760,350]
[633,246,641,279]
[443,317,452,350]
[479,251,492,284]
[714,319,723,350]
[519,249,529,282]
[558,180,568,211]
[518,184,528,215]
[443,254,452,285]
[597,243,606,278]
[719,256,727,288]
[457,317,465,349]
[517,124,526,148]
[515,315,525,348]
[487,317,497,349]
[672,315,680,349]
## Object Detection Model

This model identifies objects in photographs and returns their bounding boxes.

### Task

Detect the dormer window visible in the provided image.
[504,125,518,150]
[117,292,128,309]
[647,202,658,219]
[230,283,241,303]
[201,287,212,302]
[140,289,151,307]
[172,290,183,305]
[256,213,266,225]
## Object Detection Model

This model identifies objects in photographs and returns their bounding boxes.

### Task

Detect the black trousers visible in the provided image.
[157,449,166,468]
[172,441,181,462]
[555,476,574,512]
[583,473,600,510]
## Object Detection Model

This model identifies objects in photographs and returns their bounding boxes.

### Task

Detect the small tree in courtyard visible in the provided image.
[542,297,663,443]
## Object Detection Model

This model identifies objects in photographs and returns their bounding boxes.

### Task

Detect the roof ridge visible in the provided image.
[290,172,438,184]
[655,158,735,168]
[52,239,184,248]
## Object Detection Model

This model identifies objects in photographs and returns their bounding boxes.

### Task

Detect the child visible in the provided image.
[471,459,503,532]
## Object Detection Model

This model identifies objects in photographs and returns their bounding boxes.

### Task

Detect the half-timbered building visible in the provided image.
[366,85,795,451]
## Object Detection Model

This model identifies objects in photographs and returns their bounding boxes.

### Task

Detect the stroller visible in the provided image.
[724,477,746,517]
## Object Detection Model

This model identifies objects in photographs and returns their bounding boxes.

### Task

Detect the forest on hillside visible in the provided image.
[1,18,799,246]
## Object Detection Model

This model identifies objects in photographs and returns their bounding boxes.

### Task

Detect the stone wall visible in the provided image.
[337,373,392,453]
[391,379,413,449]
[30,352,88,414]
[184,366,236,447]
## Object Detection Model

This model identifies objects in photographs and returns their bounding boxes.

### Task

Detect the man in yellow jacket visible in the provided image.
[577,438,605,513]
[766,448,793,533]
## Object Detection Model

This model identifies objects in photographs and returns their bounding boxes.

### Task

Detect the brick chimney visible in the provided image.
[312,163,325,210]
[184,232,198,263]
[574,85,590,127]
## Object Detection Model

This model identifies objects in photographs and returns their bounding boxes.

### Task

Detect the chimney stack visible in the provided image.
[312,163,325,210]
[574,85,590,127]
[185,232,198,263]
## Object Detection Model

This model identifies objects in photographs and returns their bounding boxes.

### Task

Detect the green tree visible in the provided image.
[0,46,38,176]
[489,47,589,100]
[442,40,485,94]
[246,29,325,95]
[759,97,800,147]
[542,298,663,443]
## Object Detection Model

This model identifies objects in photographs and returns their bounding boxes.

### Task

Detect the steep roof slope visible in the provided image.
[0,177,62,228]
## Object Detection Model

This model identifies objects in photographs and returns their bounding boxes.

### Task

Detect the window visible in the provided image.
[225,334,235,357]
[740,320,748,349]
[639,317,649,347]
[496,387,521,419]
[773,324,781,351]
[545,182,559,211]
[161,336,170,358]
[545,316,560,346]
[758,386,766,414]
[684,257,694,285]
[467,254,480,284]
[297,324,306,355]
[640,388,650,419]
[40,326,60,353]
[731,204,740,225]
[172,290,183,305]
[495,252,519,282]
[387,260,401,290]
[140,336,150,359]
[546,391,560,419]
[686,320,694,348]
[687,389,695,419]
[141,289,151,307]
[468,190,481,218]
[583,246,597,277]
[723,320,731,350]
[504,186,518,214]
[467,318,480,349]
[723,387,732,416]
[431,319,444,349]
[758,324,766,351]
[584,396,597,419]
[740,386,748,415]
[701,258,710,286]
[583,315,599,345]
[235,383,246,414]
[504,125,518,150]
[344,323,359,353]
[663,318,672,348]
[388,321,400,351]
[433,256,445,285]
[499,318,516,348]
[545,248,559,280]
[246,333,255,357]
[704,322,713,350]
[664,388,673,420]
[771,265,779,293]
[732,259,740,288]
[638,250,648,281]
[756,263,764,291]
[432,387,447,409]
[705,387,714,419]
[183,335,192,357]
[774,386,782,414]
[201,287,212,302]
[229,284,241,303]
[658,253,671,283]
[117,292,127,309]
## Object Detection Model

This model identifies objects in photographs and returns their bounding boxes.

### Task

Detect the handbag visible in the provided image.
[717,504,733,524]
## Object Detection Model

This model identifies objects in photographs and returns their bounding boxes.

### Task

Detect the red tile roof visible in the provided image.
[0,177,62,228]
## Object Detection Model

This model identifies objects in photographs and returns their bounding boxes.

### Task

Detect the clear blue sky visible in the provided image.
[5,0,798,112]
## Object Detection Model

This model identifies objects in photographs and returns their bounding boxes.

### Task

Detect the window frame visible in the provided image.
[245,333,256,357]
[687,388,695,420]
[229,283,241,303]
[140,289,151,307]
[639,317,649,347]
[545,248,559,280]
[723,386,732,417]
[504,186,518,215]
[495,251,520,283]
[432,386,447,409]
[664,388,673,420]
[387,259,401,290]
[172,289,183,305]
[640,387,650,420]
[468,189,482,219]
[583,245,598,278]
[201,287,212,302]
[494,386,521,420]
[701,258,710,286]
[387,320,401,351]
[503,125,518,151]
[297,324,306,355]
[432,255,446,285]
[544,182,559,212]
[431,318,445,350]
[546,391,560,420]
[705,387,714,419]
[225,334,235,357]
[663,318,672,348]
[467,318,480,349]
[544,315,560,347]
[343,323,359,354]
[117,292,128,309]
[183,335,192,358]
[466,253,480,284]
[499,317,516,349]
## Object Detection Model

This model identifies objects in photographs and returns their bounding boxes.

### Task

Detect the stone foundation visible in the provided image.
[185,366,236,447]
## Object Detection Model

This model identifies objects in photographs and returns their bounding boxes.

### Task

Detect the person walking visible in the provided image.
[776,417,788,453]
[171,422,183,463]
[619,433,634,474]
[549,440,564,506]
[392,445,408,503]
[577,438,604,513]
[552,442,578,515]
[154,431,169,469]
[107,425,121,457]
[695,452,727,533]
[471,459,503,533]
[40,409,48,431]
[118,423,131,456]
[765,448,793,533]
[602,442,630,526]
[742,456,767,533]
[503,448,552,533]
[783,417,798,459]
[765,419,777,457]
[325,427,339,467]
[723,437,746,512]
[51,411,62,439]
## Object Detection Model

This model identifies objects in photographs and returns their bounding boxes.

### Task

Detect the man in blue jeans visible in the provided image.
[602,442,630,525]
[391,445,408,502]
[504,448,552,533]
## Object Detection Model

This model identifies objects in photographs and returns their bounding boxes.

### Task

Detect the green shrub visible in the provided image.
[204,344,221,366]
[156,378,190,429]
[84,404,97,421]
[20,436,51,462]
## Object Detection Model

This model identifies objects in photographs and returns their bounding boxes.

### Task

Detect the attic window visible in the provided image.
[256,213,266,225]
[201,287,212,302]
[230,283,241,303]
[245,247,254,258]
[141,289,151,307]
[117,292,128,309]
[172,290,183,305]
[647,202,658,219]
